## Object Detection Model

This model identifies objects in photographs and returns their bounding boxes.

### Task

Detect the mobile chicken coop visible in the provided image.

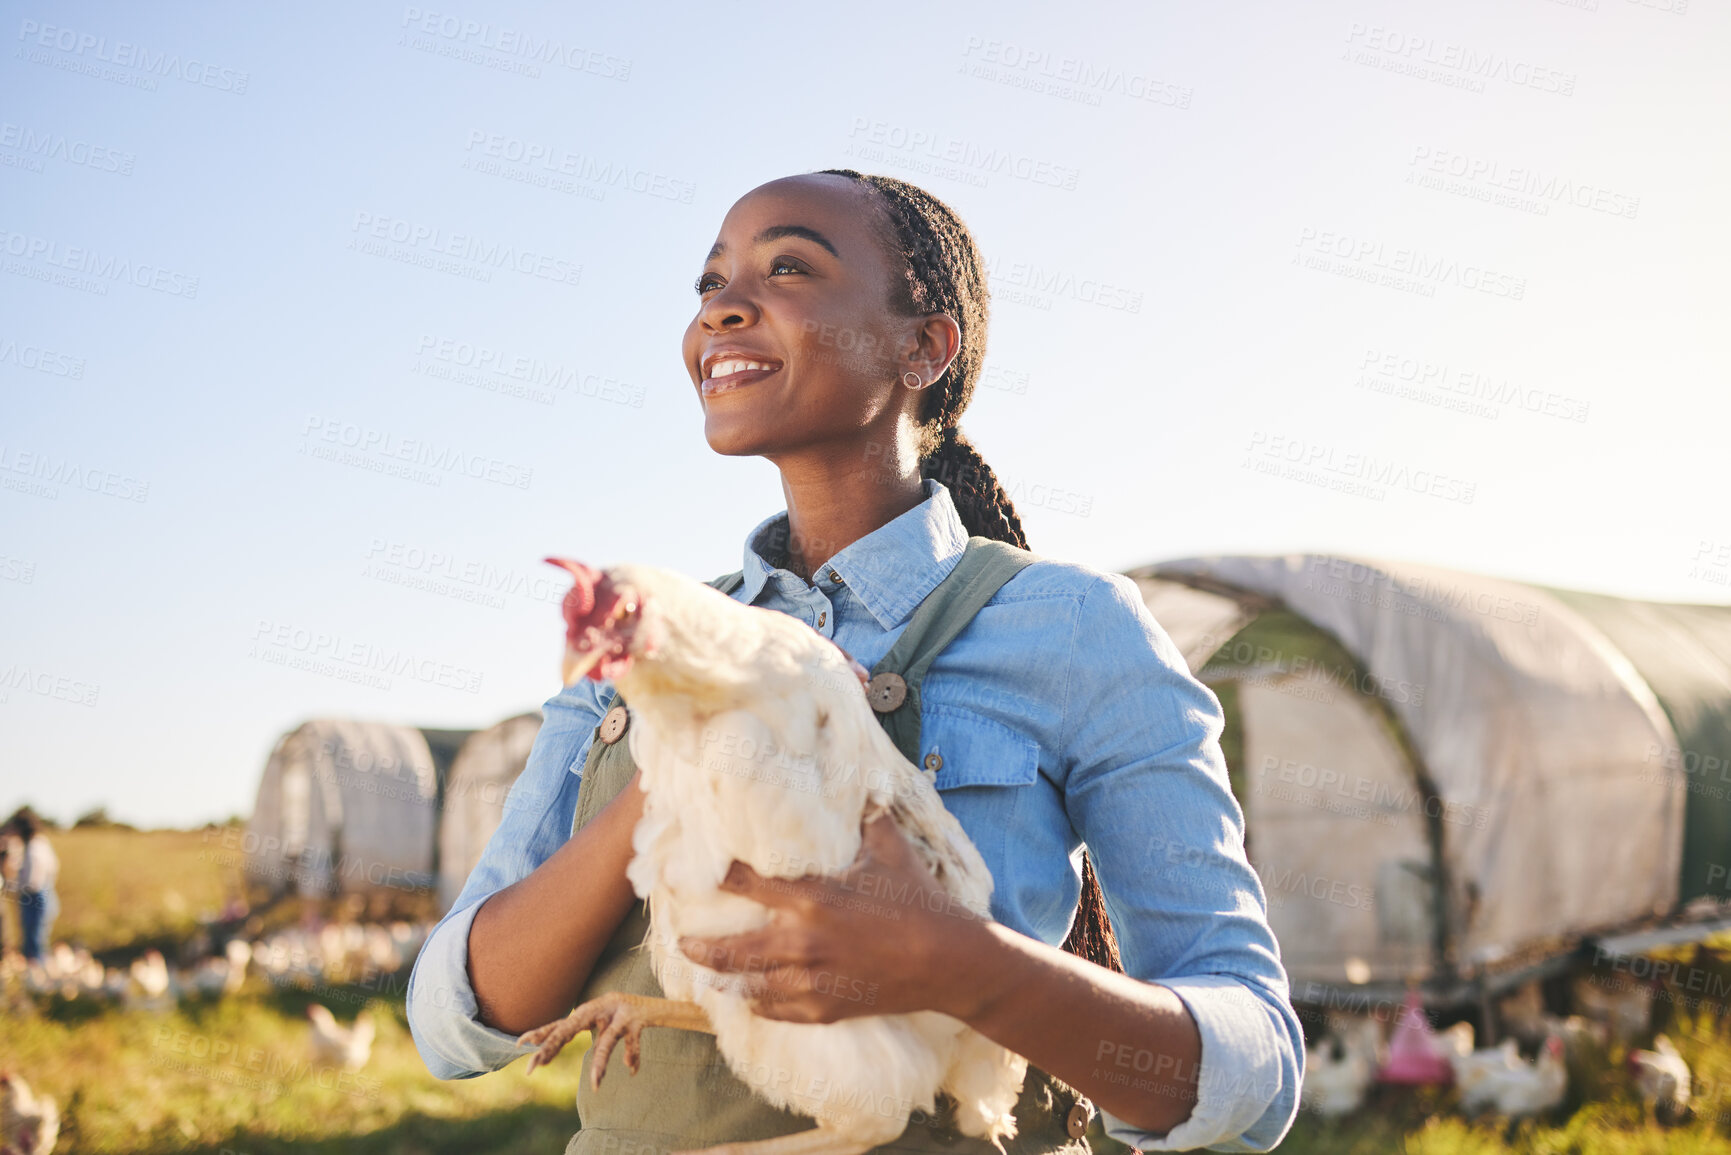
[1127,553,1731,1014]
[244,719,472,900]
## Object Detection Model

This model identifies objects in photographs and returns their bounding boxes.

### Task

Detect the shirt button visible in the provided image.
[923,751,943,773]
[817,611,827,628]
[598,704,630,745]
[1066,1101,1090,1139]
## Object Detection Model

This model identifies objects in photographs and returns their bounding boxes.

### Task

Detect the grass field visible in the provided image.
[4,826,1731,1153]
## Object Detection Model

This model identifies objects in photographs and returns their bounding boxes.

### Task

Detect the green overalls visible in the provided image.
[560,537,1098,1154]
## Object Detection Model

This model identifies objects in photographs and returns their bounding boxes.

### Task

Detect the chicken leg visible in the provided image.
[518,993,712,1085]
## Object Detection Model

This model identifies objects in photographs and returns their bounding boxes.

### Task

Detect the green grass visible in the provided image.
[7,828,1731,1152]
[1,988,589,1154]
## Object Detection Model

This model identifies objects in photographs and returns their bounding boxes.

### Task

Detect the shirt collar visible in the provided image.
[737,478,970,630]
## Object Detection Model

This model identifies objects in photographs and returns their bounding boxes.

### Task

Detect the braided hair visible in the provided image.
[818,168,1124,975]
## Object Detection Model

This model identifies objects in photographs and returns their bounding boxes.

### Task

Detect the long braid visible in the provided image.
[819,168,1124,975]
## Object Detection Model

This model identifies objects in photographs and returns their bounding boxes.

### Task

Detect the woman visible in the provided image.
[11,811,59,964]
[408,171,1302,1151]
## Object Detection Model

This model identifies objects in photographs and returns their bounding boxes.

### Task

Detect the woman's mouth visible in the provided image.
[701,358,782,397]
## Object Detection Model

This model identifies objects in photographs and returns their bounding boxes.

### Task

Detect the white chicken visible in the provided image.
[517,560,1028,1155]
[1627,1033,1691,1125]
[306,1004,375,1071]
[1450,1034,1567,1118]
[0,1071,59,1155]
[123,949,177,1012]
[1301,1015,1382,1117]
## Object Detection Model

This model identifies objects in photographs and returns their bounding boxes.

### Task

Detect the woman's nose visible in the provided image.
[699,282,759,331]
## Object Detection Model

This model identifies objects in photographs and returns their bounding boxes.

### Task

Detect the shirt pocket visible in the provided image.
[920,704,1041,791]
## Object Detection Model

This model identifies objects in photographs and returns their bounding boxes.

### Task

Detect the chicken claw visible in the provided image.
[518,993,712,1087]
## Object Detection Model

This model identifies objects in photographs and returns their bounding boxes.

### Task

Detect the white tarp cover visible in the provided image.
[1236,678,1433,988]
[438,712,542,912]
[245,719,439,897]
[1151,554,1686,970]
[1128,575,1255,669]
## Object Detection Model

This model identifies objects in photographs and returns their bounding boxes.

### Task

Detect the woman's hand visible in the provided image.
[675,811,1000,1024]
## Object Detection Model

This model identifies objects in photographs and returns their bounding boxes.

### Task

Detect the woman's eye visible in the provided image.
[694,272,723,295]
[770,258,804,276]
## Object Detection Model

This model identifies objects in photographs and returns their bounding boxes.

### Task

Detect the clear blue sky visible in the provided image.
[3,0,1726,827]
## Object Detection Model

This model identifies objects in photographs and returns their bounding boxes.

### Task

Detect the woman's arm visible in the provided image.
[466,766,644,1034]
[407,680,640,1078]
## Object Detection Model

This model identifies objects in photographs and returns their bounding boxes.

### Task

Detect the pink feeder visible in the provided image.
[1377,989,1455,1085]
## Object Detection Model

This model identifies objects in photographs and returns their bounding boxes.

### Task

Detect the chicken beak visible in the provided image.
[561,643,609,687]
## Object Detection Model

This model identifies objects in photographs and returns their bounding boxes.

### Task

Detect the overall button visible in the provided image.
[1066,1101,1090,1139]
[923,751,944,773]
[866,672,907,712]
[598,704,630,744]
[817,611,826,628]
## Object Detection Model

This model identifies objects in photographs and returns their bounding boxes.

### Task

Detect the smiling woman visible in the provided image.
[406,171,1304,1154]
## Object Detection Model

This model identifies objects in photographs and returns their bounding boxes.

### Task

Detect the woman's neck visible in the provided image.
[771,454,927,583]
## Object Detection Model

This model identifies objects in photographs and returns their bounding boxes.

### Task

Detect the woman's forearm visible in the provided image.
[942,918,1202,1135]
[466,771,645,1036]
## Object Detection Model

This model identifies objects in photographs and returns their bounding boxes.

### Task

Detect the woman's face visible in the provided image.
[682,174,930,463]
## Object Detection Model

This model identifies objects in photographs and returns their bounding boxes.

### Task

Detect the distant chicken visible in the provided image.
[1301,1016,1382,1118]
[123,949,176,1012]
[0,1071,59,1155]
[1628,1033,1691,1125]
[306,1004,375,1071]
[1451,1034,1568,1118]
[517,560,1028,1155]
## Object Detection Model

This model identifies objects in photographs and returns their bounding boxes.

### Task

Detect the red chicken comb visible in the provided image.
[545,557,604,631]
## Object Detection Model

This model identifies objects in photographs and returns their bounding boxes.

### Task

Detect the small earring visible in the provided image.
[902,371,924,389]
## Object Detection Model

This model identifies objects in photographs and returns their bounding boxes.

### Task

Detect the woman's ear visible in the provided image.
[897,313,961,387]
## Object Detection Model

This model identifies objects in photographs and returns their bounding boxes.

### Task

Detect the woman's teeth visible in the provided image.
[708,359,776,379]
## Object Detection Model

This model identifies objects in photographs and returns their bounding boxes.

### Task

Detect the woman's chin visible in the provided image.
[701,423,767,458]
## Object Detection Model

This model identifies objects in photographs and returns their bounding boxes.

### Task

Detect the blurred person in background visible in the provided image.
[11,812,59,964]
[0,824,14,955]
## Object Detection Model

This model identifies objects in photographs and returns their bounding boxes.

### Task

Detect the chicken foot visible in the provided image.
[672,1122,900,1155]
[518,993,712,1085]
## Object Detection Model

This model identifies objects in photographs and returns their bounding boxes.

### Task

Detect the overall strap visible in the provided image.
[870,536,1035,765]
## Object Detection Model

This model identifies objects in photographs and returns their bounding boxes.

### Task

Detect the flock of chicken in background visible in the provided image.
[1,919,428,1155]
[1300,973,1695,1127]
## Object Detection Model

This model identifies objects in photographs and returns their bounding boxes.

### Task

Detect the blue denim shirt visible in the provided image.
[407,479,1303,1152]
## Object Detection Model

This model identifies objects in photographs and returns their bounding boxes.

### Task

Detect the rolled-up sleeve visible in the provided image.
[407,677,612,1080]
[1062,574,1303,1152]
